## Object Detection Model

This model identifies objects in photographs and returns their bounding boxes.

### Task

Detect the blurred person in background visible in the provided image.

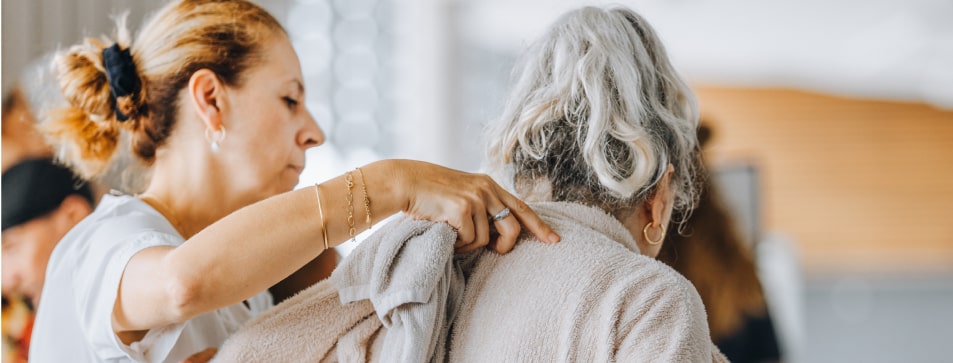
[2,159,95,362]
[2,62,96,362]
[2,159,95,308]
[657,123,782,363]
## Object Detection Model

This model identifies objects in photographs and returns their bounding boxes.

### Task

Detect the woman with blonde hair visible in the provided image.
[28,0,558,361]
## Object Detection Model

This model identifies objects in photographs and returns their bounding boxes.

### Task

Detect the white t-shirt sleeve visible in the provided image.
[74,217,186,362]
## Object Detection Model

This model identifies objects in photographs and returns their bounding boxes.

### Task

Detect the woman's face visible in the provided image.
[217,34,324,201]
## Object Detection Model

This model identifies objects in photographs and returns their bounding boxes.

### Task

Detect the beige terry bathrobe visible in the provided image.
[216,202,727,362]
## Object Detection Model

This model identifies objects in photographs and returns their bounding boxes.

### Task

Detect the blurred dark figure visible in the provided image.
[3,83,55,363]
[657,124,782,363]
[3,77,96,362]
[2,159,95,362]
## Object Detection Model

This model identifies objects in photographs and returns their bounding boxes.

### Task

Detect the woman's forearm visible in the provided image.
[165,160,408,319]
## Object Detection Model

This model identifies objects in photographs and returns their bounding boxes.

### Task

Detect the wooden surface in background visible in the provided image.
[696,87,953,275]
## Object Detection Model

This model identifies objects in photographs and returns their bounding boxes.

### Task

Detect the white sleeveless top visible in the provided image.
[30,193,273,363]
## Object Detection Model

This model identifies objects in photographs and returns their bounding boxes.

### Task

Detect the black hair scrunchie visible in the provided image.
[102,43,141,121]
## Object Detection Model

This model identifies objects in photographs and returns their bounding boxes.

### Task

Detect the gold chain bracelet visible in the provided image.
[344,171,356,239]
[357,167,372,226]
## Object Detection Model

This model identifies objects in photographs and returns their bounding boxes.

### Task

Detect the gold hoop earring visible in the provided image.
[204,126,227,153]
[643,222,665,245]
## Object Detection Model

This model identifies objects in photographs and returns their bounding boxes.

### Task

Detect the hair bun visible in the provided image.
[102,44,142,121]
[43,37,125,180]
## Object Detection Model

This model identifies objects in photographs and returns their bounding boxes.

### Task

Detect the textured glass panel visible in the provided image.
[281,0,394,190]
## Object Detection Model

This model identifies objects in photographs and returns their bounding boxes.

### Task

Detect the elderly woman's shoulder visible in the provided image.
[604,250,710,331]
[513,224,702,304]
[615,253,703,303]
[574,236,699,300]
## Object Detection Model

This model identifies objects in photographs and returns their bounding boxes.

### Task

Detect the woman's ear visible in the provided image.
[648,164,676,227]
[187,69,226,131]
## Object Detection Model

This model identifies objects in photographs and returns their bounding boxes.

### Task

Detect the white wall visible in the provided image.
[1,0,154,95]
[457,0,953,109]
[1,0,289,96]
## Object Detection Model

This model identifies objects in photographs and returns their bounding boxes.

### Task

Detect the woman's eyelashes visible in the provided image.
[283,96,299,110]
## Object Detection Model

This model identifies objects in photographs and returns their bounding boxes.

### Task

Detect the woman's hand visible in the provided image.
[392,160,560,254]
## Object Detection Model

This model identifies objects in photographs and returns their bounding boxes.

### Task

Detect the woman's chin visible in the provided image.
[280,174,301,193]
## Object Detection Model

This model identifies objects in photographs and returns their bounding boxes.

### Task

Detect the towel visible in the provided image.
[214,280,377,362]
[215,215,462,363]
[330,215,463,363]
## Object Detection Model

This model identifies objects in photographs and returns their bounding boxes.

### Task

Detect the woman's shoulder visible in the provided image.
[86,193,179,237]
[501,224,699,302]
[53,193,183,262]
[507,213,704,312]
[614,253,704,310]
[608,254,714,358]
[563,233,698,300]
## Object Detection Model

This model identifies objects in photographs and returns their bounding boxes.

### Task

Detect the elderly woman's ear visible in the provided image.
[650,164,676,227]
[628,163,675,257]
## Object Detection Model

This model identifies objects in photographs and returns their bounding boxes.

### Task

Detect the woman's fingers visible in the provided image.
[491,212,521,254]
[482,194,522,254]
[401,161,559,251]
[471,200,491,249]
[455,211,491,254]
[495,185,560,245]
[456,180,555,255]
[456,199,490,252]
[453,202,476,245]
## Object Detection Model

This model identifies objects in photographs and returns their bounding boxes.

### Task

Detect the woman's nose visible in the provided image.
[299,110,325,149]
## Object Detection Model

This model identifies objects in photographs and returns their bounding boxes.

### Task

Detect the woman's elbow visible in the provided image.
[164,273,204,322]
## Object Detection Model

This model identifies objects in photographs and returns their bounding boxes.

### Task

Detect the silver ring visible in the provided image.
[491,207,511,222]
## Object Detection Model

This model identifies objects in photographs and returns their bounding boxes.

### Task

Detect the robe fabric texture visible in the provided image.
[215,203,728,363]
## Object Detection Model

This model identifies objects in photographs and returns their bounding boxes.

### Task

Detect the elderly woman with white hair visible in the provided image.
[446,5,727,361]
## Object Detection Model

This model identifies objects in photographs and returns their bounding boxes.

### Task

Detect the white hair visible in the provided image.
[486,6,700,218]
